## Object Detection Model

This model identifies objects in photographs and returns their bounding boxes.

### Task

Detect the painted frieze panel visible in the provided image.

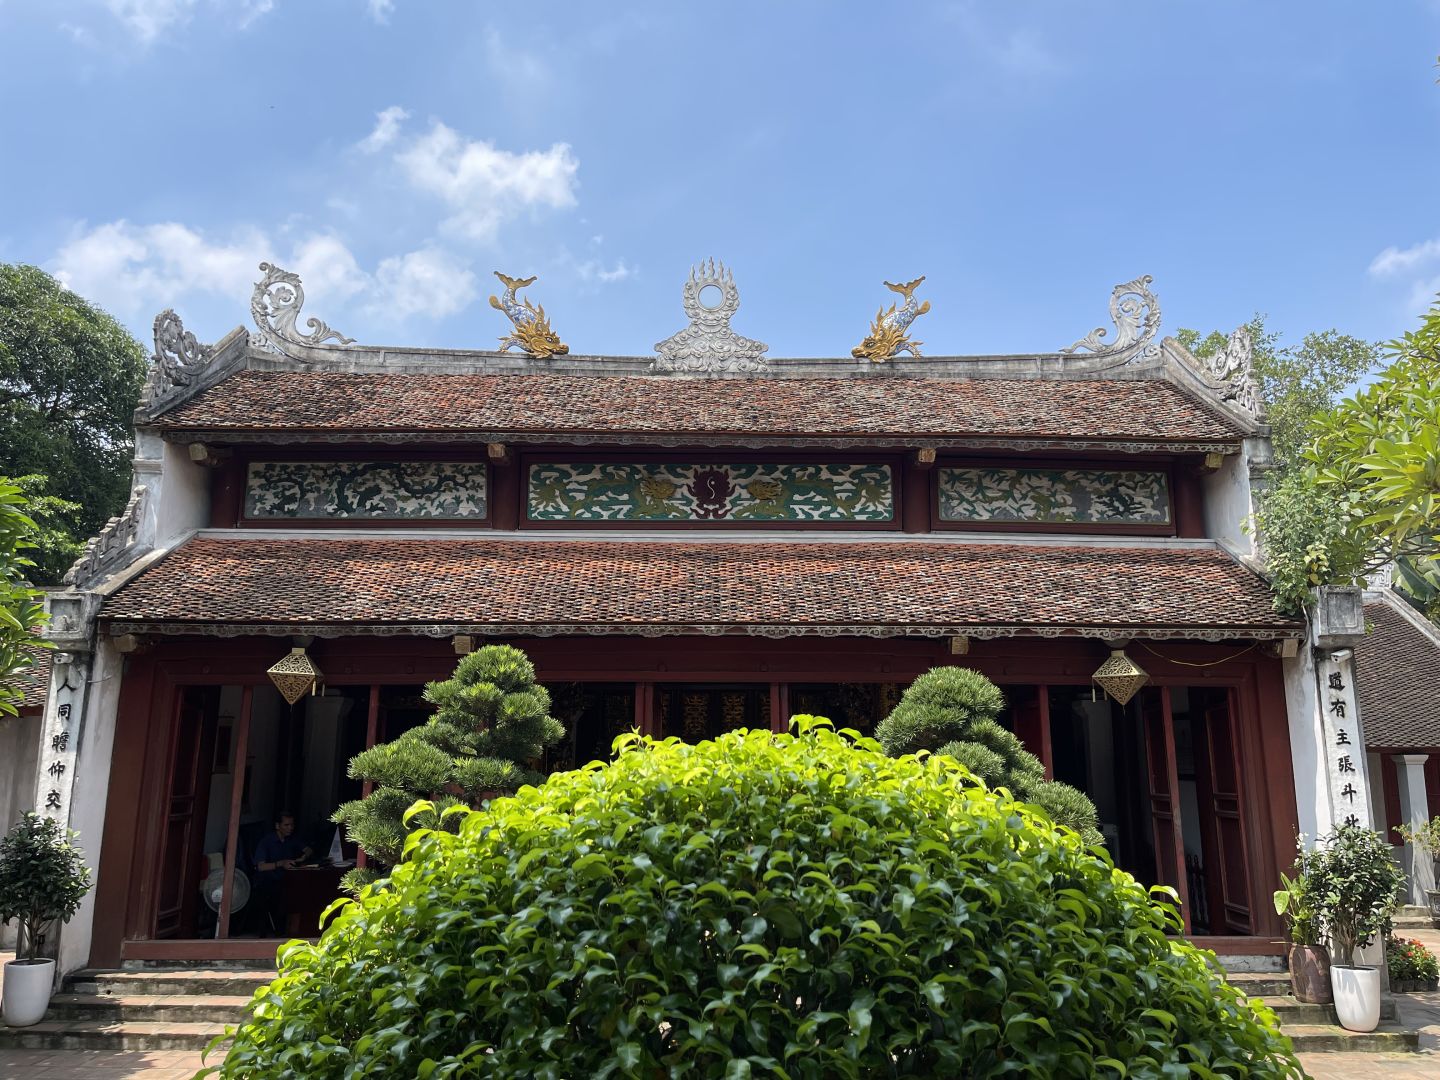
[527,463,894,522]
[937,467,1170,526]
[245,461,488,520]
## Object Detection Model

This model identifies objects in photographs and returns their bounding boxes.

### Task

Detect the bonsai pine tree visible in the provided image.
[334,644,564,892]
[875,666,1104,846]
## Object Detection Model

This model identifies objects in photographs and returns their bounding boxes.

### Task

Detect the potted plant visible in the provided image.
[0,812,92,1027]
[1393,816,1440,921]
[1385,935,1440,993]
[1273,857,1331,1003]
[1307,824,1406,1032]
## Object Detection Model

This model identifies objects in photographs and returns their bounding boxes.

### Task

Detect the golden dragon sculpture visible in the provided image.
[852,276,930,361]
[489,272,569,359]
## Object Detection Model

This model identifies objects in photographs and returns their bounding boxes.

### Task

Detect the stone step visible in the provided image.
[68,967,274,997]
[0,1018,229,1051]
[1393,916,1435,929]
[46,992,254,1024]
[1256,996,1337,1025]
[1225,971,1294,997]
[1281,1023,1420,1053]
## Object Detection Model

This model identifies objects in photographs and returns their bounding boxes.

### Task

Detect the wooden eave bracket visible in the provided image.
[912,447,938,470]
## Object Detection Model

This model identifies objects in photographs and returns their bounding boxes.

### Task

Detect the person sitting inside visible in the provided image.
[251,811,313,934]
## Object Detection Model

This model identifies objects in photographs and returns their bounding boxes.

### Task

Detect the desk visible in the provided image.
[279,865,346,937]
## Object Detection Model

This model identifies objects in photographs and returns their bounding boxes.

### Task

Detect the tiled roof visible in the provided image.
[1356,599,1440,749]
[14,641,51,712]
[155,371,1245,443]
[101,536,1299,637]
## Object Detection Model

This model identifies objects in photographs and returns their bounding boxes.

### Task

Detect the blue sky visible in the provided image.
[1,1,1438,359]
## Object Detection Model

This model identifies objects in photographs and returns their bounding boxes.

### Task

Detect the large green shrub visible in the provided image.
[215,721,1301,1078]
[0,812,92,961]
[332,644,564,892]
[1304,824,1405,967]
[875,667,1102,846]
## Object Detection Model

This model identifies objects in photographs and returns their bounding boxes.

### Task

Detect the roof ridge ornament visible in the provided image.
[251,261,355,358]
[63,486,148,587]
[1060,274,1162,364]
[140,309,213,408]
[488,271,569,358]
[852,275,930,362]
[654,258,769,374]
[1193,325,1263,418]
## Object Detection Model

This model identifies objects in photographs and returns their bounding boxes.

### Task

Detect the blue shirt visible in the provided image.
[253,831,307,882]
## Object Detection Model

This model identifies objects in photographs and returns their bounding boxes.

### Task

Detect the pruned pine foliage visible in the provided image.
[215,721,1303,1079]
[332,644,563,893]
[876,666,1103,846]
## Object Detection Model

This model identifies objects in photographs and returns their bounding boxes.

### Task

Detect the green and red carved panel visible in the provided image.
[526,463,894,522]
[937,466,1170,525]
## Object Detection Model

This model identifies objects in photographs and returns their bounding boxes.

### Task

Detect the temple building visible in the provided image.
[26,262,1375,972]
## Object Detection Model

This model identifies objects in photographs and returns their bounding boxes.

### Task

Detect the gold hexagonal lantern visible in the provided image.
[1092,649,1148,706]
[267,647,322,706]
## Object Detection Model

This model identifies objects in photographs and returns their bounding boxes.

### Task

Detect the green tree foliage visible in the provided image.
[333,644,563,892]
[1175,318,1378,461]
[0,477,49,718]
[874,667,1102,846]
[1302,824,1405,968]
[0,812,91,961]
[1246,297,1440,613]
[0,264,147,584]
[214,721,1303,1078]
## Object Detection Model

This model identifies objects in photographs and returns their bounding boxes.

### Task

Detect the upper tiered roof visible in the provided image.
[137,264,1267,453]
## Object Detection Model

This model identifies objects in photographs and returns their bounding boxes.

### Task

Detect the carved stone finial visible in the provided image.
[1061,275,1162,364]
[852,276,930,362]
[251,262,355,358]
[63,486,148,587]
[654,258,768,374]
[1194,325,1263,418]
[140,309,214,408]
[488,272,569,359]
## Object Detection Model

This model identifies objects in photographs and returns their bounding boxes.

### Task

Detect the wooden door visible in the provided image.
[1141,687,1191,933]
[1200,691,1253,933]
[153,689,217,939]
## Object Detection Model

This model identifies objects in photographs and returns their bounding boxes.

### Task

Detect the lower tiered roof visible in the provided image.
[100,535,1302,641]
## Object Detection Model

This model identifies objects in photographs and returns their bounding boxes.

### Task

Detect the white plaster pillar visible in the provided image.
[1392,754,1435,905]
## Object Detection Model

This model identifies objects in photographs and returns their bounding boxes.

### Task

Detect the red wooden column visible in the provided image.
[356,684,381,871]
[1013,687,1053,780]
[769,683,790,733]
[900,453,934,534]
[634,682,657,737]
[216,685,254,940]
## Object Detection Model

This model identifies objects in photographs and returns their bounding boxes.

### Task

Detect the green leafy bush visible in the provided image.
[333,644,564,892]
[215,720,1301,1078]
[0,812,92,961]
[1304,824,1405,967]
[875,667,1103,846]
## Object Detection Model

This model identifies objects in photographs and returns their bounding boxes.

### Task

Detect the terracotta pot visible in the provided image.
[1287,942,1333,1004]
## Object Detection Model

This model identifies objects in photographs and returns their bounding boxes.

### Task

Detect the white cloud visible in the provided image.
[482,27,549,91]
[575,257,634,284]
[358,105,409,154]
[371,248,477,319]
[53,220,267,317]
[52,219,478,328]
[392,120,579,242]
[101,0,196,43]
[367,0,393,21]
[1369,236,1440,277]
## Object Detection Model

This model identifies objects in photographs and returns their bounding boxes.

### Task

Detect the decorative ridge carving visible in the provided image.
[251,262,355,358]
[488,271,569,358]
[140,309,214,408]
[1061,275,1162,364]
[654,258,769,373]
[63,486,149,587]
[1188,325,1263,419]
[852,276,931,362]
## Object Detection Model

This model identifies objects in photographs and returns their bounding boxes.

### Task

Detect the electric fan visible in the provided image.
[200,863,251,937]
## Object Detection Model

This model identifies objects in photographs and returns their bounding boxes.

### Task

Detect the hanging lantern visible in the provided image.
[1091,649,1148,706]
[267,647,322,705]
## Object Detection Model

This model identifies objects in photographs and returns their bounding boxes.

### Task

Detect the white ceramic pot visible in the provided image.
[1330,964,1382,1032]
[2,957,56,1027]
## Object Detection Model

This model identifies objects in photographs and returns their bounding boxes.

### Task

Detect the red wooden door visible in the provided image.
[1202,692,1253,933]
[153,690,216,939]
[1142,687,1191,933]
